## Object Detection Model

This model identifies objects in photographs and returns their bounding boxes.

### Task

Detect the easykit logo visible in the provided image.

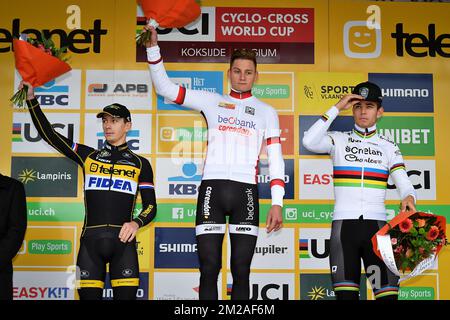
[13,271,75,300]
[369,73,433,112]
[257,159,294,199]
[154,227,199,269]
[377,116,435,156]
[0,19,107,53]
[84,113,152,154]
[12,112,80,153]
[300,274,367,300]
[299,159,334,200]
[343,20,382,59]
[103,273,148,300]
[299,228,331,270]
[391,23,450,58]
[11,157,77,197]
[85,70,152,110]
[156,159,203,199]
[14,70,81,109]
[157,70,223,110]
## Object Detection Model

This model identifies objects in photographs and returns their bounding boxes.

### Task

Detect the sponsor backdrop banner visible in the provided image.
[0,0,449,300]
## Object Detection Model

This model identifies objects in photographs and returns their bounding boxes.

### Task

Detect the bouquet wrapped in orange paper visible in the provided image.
[136,0,201,46]
[372,211,447,283]
[11,34,71,107]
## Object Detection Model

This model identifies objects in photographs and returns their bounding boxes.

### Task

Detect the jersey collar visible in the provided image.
[229,88,253,99]
[353,123,377,139]
[105,141,129,151]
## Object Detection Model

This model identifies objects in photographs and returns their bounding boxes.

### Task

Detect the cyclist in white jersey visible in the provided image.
[303,81,416,300]
[143,26,285,300]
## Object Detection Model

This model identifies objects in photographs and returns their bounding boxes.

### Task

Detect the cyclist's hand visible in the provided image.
[400,195,416,213]
[142,25,158,48]
[335,94,364,112]
[266,205,283,233]
[19,80,35,100]
[119,221,139,242]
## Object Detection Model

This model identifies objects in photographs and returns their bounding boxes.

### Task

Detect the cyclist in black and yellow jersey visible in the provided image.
[20,81,157,300]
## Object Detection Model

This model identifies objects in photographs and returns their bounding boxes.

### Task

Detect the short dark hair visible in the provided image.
[230,48,257,69]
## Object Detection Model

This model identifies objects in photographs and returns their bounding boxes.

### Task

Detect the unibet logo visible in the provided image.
[343,20,381,59]
[391,23,450,58]
[0,19,107,53]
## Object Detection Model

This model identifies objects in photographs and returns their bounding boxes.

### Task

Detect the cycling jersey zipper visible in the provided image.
[361,128,367,216]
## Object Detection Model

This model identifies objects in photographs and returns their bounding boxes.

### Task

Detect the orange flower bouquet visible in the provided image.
[11,33,71,107]
[136,0,201,46]
[372,211,447,282]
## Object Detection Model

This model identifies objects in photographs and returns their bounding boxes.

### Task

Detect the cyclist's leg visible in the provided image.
[362,220,399,300]
[228,182,259,300]
[76,236,106,300]
[110,237,139,300]
[330,220,363,300]
[195,180,227,300]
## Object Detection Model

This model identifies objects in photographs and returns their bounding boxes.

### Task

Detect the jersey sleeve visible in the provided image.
[26,98,93,166]
[302,106,339,154]
[147,45,218,112]
[388,144,417,202]
[133,157,157,227]
[264,107,285,207]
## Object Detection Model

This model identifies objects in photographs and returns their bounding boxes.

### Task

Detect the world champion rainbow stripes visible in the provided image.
[333,166,389,189]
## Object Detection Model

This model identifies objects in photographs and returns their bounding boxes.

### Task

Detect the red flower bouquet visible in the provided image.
[136,0,201,46]
[11,34,71,107]
[372,211,447,282]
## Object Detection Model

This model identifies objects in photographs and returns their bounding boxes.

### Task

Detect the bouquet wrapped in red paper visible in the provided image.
[136,0,201,46]
[11,33,71,107]
[372,211,447,283]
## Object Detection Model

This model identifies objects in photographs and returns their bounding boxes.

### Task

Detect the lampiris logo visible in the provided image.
[391,23,450,58]
[0,19,107,53]
[11,157,78,197]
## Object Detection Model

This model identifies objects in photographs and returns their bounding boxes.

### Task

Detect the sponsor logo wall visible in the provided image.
[1,0,449,300]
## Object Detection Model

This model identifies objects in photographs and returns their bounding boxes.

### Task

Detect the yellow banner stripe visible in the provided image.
[333,178,386,186]
[111,278,140,287]
[77,280,104,289]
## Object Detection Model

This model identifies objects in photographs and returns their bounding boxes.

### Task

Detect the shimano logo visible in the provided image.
[203,186,212,219]
[382,88,429,98]
[159,243,197,253]
[246,188,255,221]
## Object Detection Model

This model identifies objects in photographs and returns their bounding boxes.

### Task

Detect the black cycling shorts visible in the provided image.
[329,217,400,299]
[195,179,259,237]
